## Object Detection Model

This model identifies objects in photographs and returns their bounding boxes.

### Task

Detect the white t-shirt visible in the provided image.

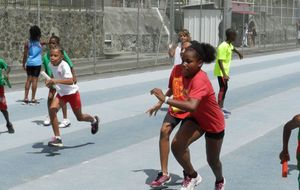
[173,42,182,65]
[50,60,79,96]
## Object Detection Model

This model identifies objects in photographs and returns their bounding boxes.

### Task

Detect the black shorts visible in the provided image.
[26,65,41,77]
[183,117,225,140]
[163,112,182,128]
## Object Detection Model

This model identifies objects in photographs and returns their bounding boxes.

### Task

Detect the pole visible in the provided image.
[137,0,140,67]
[155,0,169,66]
[242,13,245,55]
[280,0,283,25]
[170,0,174,44]
[200,0,203,42]
[259,0,262,48]
[222,0,232,42]
[93,0,97,73]
[38,0,40,27]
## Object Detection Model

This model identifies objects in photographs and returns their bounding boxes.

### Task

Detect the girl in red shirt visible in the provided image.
[151,41,225,190]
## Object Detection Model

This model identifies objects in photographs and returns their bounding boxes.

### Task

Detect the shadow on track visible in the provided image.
[133,169,182,190]
[27,142,95,157]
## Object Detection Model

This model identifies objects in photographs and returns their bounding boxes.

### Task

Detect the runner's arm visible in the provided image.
[168,44,176,57]
[151,88,199,112]
[233,48,243,59]
[280,117,300,162]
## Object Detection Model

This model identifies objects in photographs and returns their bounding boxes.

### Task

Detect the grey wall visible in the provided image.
[103,7,169,53]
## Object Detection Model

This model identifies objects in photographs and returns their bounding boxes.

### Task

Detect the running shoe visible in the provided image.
[222,108,231,115]
[48,137,63,147]
[43,116,51,126]
[150,172,172,188]
[59,119,71,128]
[180,173,202,190]
[91,116,99,135]
[22,99,29,105]
[215,178,226,190]
[29,99,39,106]
[6,123,14,134]
[223,112,230,119]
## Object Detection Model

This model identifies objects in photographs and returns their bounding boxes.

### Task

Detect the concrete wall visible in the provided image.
[0,6,169,65]
[103,7,169,53]
[0,8,104,65]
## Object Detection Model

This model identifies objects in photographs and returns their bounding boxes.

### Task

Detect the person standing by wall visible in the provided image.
[168,29,191,66]
[22,25,46,105]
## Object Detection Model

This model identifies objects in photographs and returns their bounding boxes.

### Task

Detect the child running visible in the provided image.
[42,35,76,128]
[214,28,243,118]
[0,58,14,134]
[46,46,99,147]
[169,29,191,65]
[22,25,46,105]
[279,115,300,189]
[147,41,192,188]
[151,41,226,190]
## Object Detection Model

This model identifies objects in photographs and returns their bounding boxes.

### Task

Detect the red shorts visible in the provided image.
[0,86,7,110]
[57,91,81,110]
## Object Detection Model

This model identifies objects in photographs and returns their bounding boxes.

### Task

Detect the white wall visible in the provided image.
[184,9,222,47]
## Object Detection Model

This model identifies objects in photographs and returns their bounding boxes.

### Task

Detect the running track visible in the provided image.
[0,51,299,190]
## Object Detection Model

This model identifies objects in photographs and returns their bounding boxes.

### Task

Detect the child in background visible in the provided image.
[42,35,76,128]
[22,25,46,105]
[214,28,243,118]
[147,45,191,188]
[46,46,99,147]
[169,29,191,66]
[0,58,14,133]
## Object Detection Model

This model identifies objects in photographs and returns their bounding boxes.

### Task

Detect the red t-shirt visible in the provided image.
[168,65,190,119]
[186,70,225,133]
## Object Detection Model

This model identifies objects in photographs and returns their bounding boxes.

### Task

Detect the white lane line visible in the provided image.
[9,86,300,190]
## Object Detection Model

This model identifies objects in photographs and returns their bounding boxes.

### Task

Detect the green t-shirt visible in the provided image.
[214,41,234,77]
[0,58,8,86]
[42,50,74,76]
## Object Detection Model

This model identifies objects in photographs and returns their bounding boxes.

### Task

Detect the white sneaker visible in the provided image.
[223,112,230,119]
[180,173,202,190]
[215,178,226,190]
[43,116,51,126]
[59,119,71,128]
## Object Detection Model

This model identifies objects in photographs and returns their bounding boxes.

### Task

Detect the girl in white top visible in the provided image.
[168,29,191,65]
[45,46,100,147]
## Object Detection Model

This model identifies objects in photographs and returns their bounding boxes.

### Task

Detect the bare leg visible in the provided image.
[62,104,68,119]
[31,77,38,101]
[24,76,32,101]
[205,136,224,182]
[1,110,10,125]
[72,107,94,123]
[159,122,175,175]
[171,120,204,175]
[49,97,63,136]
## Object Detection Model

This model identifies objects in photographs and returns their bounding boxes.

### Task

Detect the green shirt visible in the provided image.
[42,50,74,76]
[0,58,8,86]
[214,41,234,77]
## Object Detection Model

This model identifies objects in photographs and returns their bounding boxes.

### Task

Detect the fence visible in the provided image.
[0,0,171,74]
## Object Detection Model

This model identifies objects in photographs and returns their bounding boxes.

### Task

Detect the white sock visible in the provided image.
[55,136,61,140]
[92,117,97,124]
